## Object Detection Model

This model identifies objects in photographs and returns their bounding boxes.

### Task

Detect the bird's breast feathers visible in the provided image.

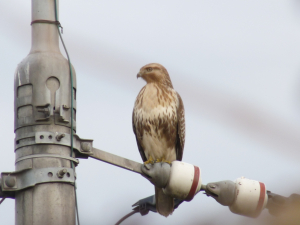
[133,83,178,161]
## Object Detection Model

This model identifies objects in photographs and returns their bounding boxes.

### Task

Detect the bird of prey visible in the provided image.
[132,63,185,217]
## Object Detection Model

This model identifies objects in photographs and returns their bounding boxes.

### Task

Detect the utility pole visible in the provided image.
[1,1,299,225]
[0,1,141,224]
[12,0,76,224]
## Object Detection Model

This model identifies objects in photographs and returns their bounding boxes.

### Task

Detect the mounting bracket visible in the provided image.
[15,131,93,158]
[1,167,75,192]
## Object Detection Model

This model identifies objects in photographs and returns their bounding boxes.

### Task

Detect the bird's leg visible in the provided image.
[144,155,155,164]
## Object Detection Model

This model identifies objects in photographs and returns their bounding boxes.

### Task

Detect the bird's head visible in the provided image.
[137,63,173,88]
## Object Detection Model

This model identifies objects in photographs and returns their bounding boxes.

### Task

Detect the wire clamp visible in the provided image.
[31,20,63,33]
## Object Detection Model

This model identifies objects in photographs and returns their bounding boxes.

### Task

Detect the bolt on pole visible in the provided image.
[14,0,77,224]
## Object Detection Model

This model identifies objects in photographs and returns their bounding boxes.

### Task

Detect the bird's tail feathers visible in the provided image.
[155,186,174,217]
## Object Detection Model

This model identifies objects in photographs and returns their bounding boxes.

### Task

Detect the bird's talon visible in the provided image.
[144,156,155,165]
[161,158,171,164]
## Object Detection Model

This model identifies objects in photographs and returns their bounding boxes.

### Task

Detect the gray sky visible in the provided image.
[1,1,300,224]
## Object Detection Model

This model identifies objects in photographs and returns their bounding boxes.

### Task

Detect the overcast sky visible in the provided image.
[1,1,300,224]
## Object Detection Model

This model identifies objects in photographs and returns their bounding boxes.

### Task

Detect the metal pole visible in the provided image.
[14,0,76,224]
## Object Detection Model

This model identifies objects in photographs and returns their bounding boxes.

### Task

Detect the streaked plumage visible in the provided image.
[132,63,185,217]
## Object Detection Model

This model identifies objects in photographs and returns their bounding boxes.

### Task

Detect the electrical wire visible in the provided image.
[114,208,139,225]
[0,198,6,205]
[54,1,80,225]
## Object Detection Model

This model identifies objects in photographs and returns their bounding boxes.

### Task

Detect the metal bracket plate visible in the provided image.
[35,132,93,156]
[1,167,75,191]
[15,131,93,157]
[15,154,79,166]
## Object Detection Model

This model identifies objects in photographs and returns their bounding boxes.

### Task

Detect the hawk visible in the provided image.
[132,63,185,217]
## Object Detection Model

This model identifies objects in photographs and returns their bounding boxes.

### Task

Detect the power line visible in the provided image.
[115,208,139,225]
[0,198,6,205]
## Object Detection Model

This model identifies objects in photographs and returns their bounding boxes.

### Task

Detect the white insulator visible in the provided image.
[163,161,201,201]
[229,177,268,218]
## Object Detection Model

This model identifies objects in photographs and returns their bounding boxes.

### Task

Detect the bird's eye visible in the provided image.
[146,67,153,72]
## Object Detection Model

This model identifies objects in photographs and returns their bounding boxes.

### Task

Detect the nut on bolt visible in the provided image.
[81,142,91,152]
[62,105,70,110]
[56,133,65,141]
[5,176,16,188]
[57,169,67,178]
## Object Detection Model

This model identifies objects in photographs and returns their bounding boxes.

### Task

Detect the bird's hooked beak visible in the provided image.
[137,72,142,79]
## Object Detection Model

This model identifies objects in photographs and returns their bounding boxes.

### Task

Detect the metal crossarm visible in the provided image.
[90,147,143,174]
